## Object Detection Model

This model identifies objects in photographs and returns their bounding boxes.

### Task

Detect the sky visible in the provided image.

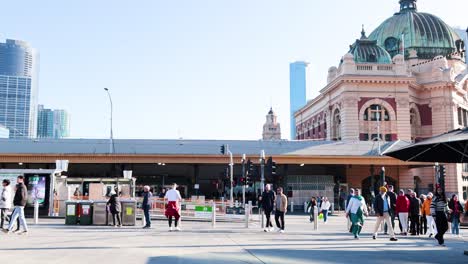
[0,0,466,140]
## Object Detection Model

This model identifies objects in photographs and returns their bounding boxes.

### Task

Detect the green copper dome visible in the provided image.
[368,0,462,59]
[348,28,392,64]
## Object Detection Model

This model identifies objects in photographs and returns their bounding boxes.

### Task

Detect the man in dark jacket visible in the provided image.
[3,176,28,234]
[372,186,398,241]
[261,184,275,232]
[384,185,397,234]
[142,185,152,229]
[409,191,421,235]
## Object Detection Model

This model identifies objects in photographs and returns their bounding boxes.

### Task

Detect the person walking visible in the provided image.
[448,194,463,237]
[3,176,28,235]
[274,187,287,233]
[107,188,122,227]
[261,184,275,232]
[372,186,398,241]
[346,188,355,233]
[384,185,397,235]
[0,179,12,230]
[320,197,331,223]
[419,194,427,235]
[159,188,167,199]
[165,183,182,231]
[431,186,449,246]
[142,185,153,229]
[422,192,437,238]
[307,197,317,223]
[395,189,410,235]
[409,191,421,235]
[346,189,368,239]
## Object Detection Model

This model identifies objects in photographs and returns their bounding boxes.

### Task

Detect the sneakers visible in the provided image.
[175,227,181,231]
[354,235,359,240]
[372,235,376,240]
[269,227,274,232]
[18,231,28,235]
[279,230,285,233]
[143,226,151,229]
[2,229,10,234]
[390,237,398,241]
[169,227,174,232]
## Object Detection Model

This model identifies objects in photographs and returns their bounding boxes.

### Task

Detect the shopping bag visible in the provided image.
[318,213,324,220]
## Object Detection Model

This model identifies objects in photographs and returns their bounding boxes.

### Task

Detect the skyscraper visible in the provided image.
[289,61,308,139]
[37,105,70,139]
[0,39,39,138]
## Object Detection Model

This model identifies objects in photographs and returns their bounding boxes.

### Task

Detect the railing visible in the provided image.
[356,65,394,71]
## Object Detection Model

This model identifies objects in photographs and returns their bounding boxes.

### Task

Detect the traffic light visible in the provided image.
[246,159,253,175]
[267,157,277,176]
[220,145,226,155]
[439,165,446,190]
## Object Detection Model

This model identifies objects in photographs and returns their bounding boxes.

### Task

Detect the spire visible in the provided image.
[268,107,274,115]
[399,0,417,12]
[360,25,367,40]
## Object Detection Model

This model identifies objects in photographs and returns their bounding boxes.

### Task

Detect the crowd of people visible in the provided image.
[343,185,466,246]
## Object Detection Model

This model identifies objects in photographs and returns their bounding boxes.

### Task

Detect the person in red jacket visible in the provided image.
[395,189,410,235]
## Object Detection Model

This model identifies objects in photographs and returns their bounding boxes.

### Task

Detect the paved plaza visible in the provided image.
[1,214,467,264]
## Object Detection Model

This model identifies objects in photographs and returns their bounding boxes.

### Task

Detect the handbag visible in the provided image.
[446,212,452,222]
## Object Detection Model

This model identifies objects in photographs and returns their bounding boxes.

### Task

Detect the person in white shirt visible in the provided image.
[320,197,331,223]
[0,179,12,229]
[164,183,182,231]
[346,189,368,239]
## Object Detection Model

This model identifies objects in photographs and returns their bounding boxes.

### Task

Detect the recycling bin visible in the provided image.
[121,200,137,226]
[65,201,78,225]
[79,201,93,225]
[92,201,109,225]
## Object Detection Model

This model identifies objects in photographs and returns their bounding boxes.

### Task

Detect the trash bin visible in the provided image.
[92,201,109,225]
[65,201,78,225]
[121,200,136,226]
[79,201,93,225]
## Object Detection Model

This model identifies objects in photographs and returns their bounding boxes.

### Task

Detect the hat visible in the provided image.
[379,186,387,192]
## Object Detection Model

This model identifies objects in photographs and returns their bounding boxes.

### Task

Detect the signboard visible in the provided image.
[126,207,133,216]
[67,204,76,216]
[194,205,212,218]
[194,184,200,190]
[26,175,47,207]
[82,205,91,215]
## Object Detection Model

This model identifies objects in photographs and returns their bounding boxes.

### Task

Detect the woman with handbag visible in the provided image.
[107,188,122,227]
[306,197,317,223]
[448,194,463,238]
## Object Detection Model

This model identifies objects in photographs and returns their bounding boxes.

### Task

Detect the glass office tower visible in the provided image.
[290,61,308,139]
[37,105,70,138]
[0,39,39,138]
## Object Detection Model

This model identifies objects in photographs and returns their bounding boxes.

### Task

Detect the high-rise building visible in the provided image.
[262,108,281,140]
[289,61,308,140]
[37,105,70,139]
[0,125,9,138]
[0,39,39,138]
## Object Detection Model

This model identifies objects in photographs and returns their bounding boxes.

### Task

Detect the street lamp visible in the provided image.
[104,88,114,154]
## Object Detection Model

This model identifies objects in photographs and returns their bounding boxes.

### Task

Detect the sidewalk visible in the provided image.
[0,215,467,264]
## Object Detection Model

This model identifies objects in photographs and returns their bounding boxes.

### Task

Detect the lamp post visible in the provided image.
[104,88,114,154]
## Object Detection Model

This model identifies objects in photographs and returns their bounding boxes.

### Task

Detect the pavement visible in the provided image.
[0,214,467,264]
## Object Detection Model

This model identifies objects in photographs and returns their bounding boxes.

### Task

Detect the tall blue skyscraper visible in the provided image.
[37,105,70,139]
[289,61,308,139]
[0,39,39,138]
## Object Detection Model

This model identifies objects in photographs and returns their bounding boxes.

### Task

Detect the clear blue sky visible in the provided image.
[1,0,466,140]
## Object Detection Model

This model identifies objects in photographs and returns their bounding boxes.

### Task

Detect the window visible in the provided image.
[371,134,382,141]
[363,104,390,121]
[463,163,468,172]
[362,134,369,141]
[385,134,392,141]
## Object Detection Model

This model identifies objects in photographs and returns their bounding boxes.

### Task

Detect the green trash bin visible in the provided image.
[65,201,78,225]
[79,201,93,225]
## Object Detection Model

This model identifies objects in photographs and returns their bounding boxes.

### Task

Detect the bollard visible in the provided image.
[291,202,294,213]
[313,206,318,231]
[331,203,334,215]
[245,203,250,228]
[34,200,39,224]
[304,202,307,213]
[211,201,216,229]
[260,208,265,229]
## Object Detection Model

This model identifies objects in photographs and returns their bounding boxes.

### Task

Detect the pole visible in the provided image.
[242,154,246,207]
[377,105,381,155]
[228,148,234,207]
[313,205,318,231]
[260,150,265,228]
[104,88,114,154]
[212,201,216,229]
[34,199,39,224]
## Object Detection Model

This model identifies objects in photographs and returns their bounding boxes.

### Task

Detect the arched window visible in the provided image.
[363,104,390,121]
[332,109,341,140]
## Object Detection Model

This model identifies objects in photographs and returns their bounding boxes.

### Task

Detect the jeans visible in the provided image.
[410,215,420,235]
[112,212,122,226]
[434,211,448,245]
[451,217,460,235]
[0,208,7,229]
[275,211,285,230]
[322,210,328,222]
[168,216,179,227]
[265,210,273,227]
[143,207,151,227]
[7,206,28,232]
[309,208,315,222]
[420,215,427,235]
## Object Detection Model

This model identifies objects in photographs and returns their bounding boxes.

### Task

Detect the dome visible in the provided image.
[347,28,392,64]
[368,0,462,59]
